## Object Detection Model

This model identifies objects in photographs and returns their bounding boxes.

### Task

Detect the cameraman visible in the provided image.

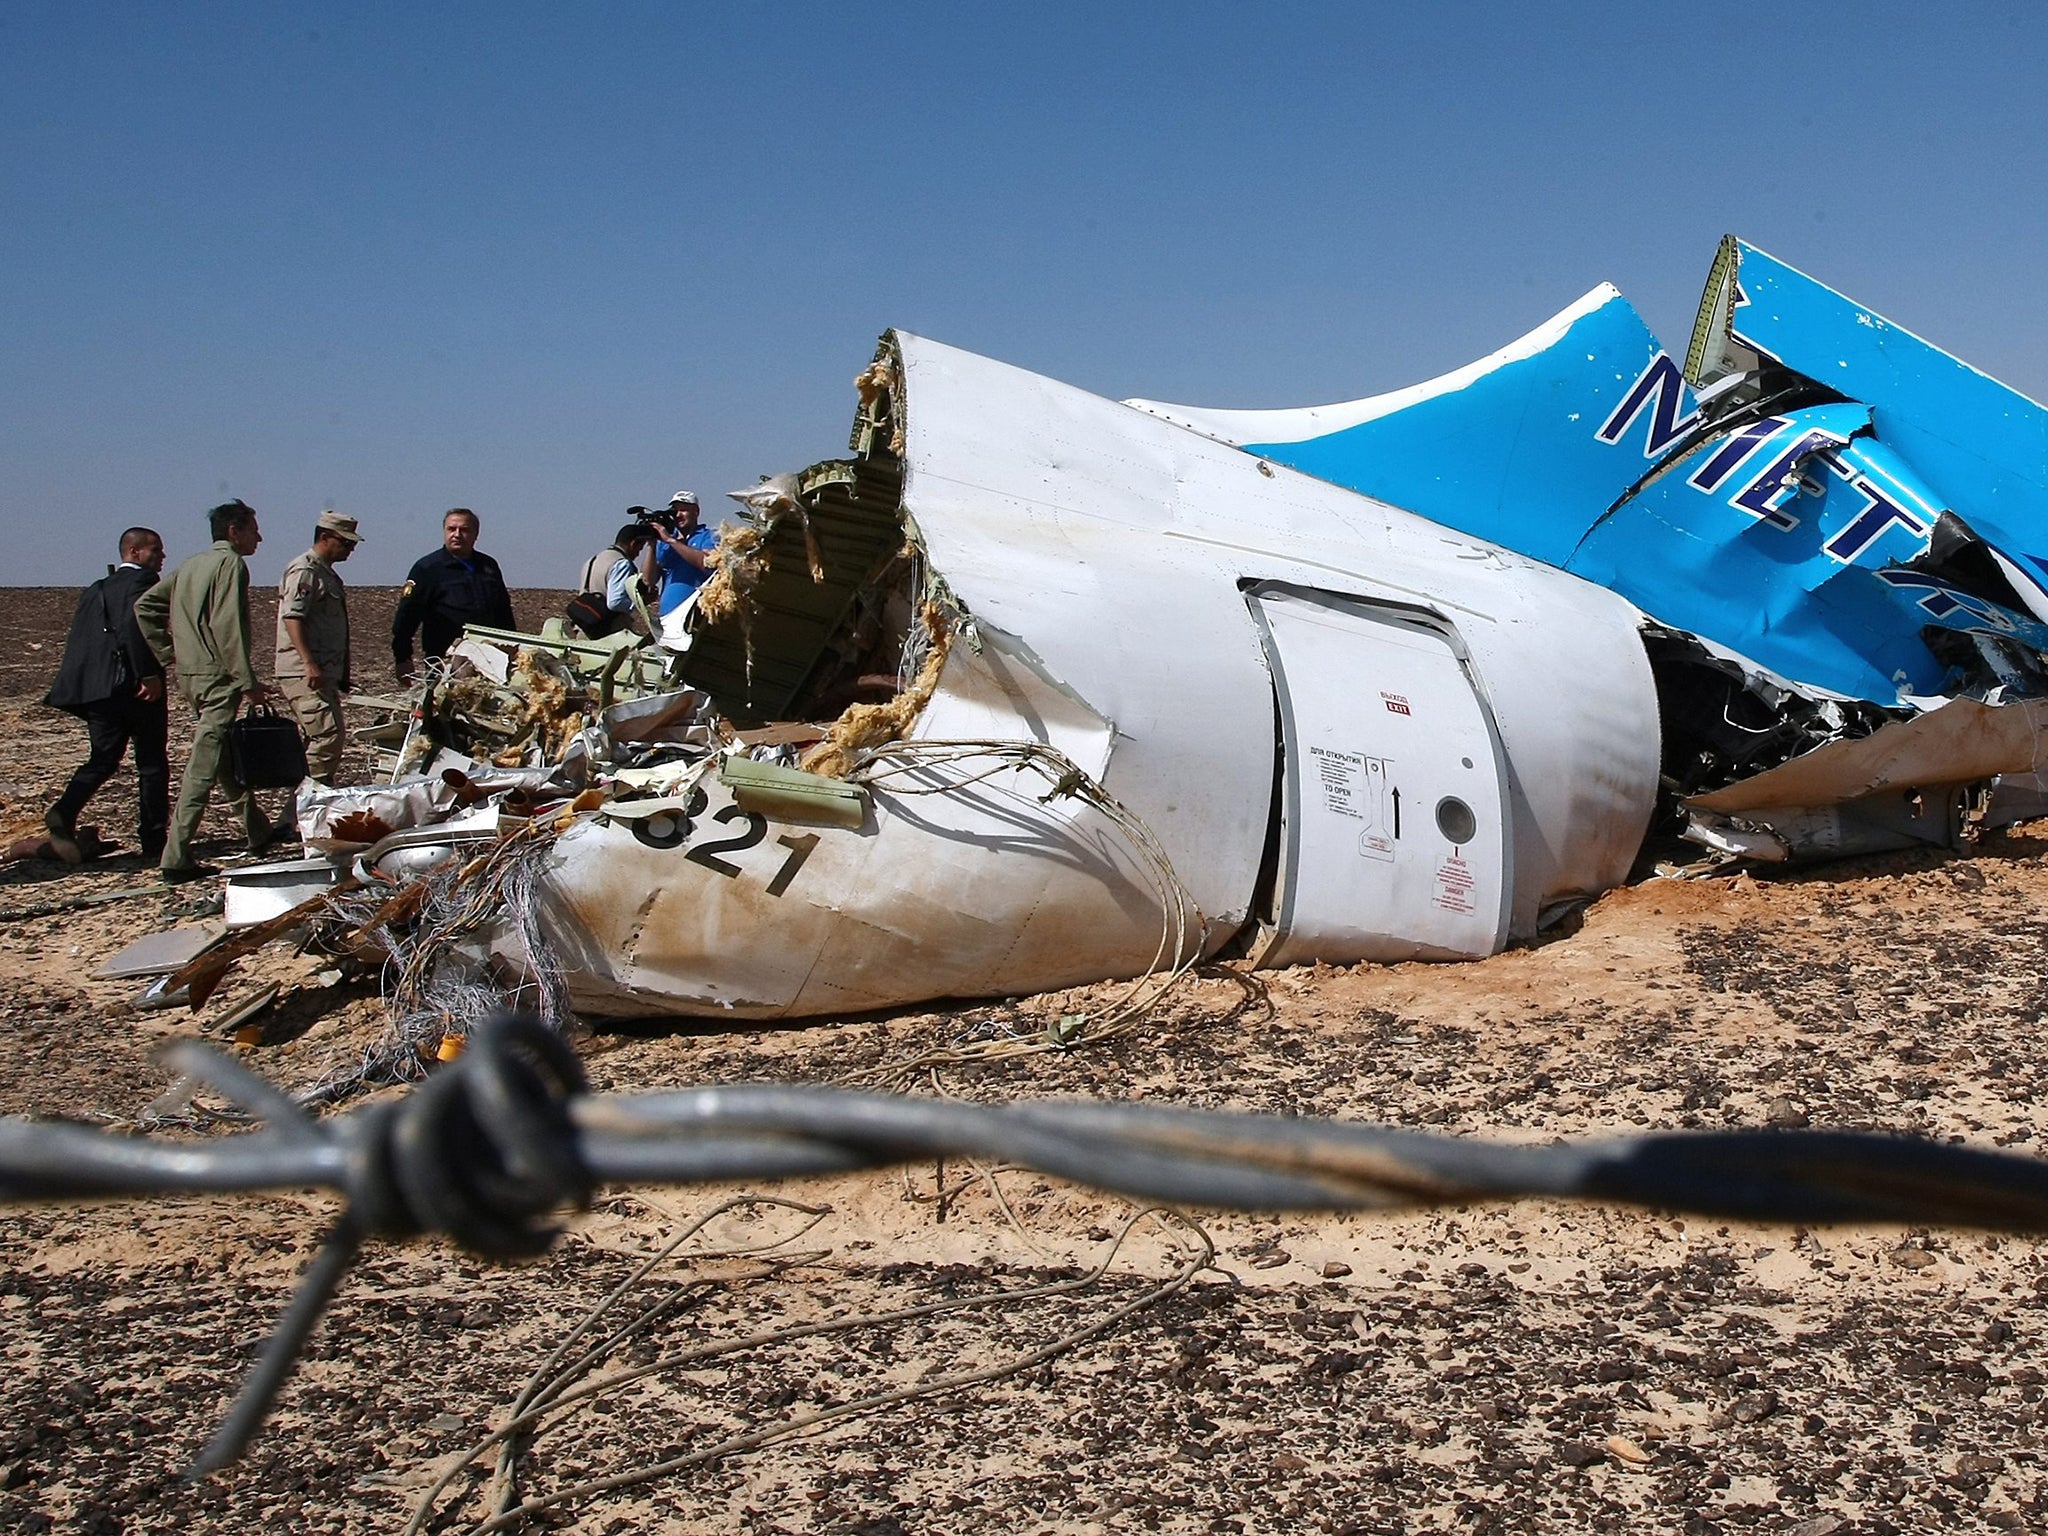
[650,490,719,647]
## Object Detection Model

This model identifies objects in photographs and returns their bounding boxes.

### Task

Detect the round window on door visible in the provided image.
[1435,796,1477,845]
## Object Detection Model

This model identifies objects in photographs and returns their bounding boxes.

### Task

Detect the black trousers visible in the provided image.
[54,695,170,855]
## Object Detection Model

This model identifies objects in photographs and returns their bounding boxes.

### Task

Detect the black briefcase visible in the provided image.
[229,704,310,789]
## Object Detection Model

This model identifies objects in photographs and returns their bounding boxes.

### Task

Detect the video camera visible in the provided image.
[629,504,682,538]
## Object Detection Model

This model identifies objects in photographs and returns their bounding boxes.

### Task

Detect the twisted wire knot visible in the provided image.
[348,1014,592,1257]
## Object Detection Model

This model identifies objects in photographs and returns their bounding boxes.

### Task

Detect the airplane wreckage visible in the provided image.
[209,236,2048,1027]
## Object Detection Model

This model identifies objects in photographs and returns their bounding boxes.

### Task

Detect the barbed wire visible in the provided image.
[6,1013,2048,1477]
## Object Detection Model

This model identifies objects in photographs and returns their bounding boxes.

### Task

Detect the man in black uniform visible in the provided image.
[43,526,171,864]
[391,507,517,682]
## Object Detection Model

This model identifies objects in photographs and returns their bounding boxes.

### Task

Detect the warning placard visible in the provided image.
[1433,854,1477,914]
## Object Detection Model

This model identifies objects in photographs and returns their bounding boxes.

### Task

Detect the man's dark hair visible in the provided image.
[118,526,159,559]
[207,499,256,542]
[614,523,648,550]
[445,507,478,525]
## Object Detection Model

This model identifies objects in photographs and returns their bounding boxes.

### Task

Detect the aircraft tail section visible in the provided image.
[1687,235,2048,601]
[1127,285,1681,567]
[1134,238,2048,706]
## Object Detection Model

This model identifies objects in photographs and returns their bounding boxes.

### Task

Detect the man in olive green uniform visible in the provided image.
[276,512,363,783]
[134,499,278,882]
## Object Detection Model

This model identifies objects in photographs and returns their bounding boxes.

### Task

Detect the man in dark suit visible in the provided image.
[391,507,517,683]
[43,527,171,864]
[44,528,171,868]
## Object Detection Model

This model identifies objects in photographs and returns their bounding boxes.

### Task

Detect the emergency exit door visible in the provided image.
[1247,584,1512,965]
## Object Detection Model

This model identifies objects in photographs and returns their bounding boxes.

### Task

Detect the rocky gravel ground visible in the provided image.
[3,585,2047,1533]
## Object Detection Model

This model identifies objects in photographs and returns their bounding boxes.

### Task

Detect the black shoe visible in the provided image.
[161,862,220,885]
[245,820,296,855]
[43,809,83,866]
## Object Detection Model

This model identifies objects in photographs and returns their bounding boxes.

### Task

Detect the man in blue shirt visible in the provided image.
[651,490,720,647]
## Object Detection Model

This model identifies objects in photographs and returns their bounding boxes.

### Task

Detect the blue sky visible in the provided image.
[4,2,2044,585]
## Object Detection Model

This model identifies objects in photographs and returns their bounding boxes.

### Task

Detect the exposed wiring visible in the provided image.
[846,738,1206,1082]
[293,820,571,1109]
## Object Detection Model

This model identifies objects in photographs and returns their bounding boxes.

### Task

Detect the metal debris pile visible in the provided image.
[132,501,967,1098]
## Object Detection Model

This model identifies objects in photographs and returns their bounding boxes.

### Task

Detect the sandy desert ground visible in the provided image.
[2,583,2047,1534]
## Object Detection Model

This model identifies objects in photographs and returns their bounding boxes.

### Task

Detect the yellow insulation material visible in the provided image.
[854,360,905,456]
[693,520,767,627]
[693,497,829,630]
[512,650,588,761]
[437,674,522,732]
[798,607,953,780]
[512,650,569,720]
[854,361,891,409]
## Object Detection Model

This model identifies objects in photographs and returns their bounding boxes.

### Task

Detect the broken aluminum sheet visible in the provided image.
[1687,696,2048,815]
[1680,794,1971,864]
[1687,236,2048,597]
[535,331,1663,1018]
[357,807,512,882]
[601,688,710,746]
[224,857,345,928]
[1670,694,2048,862]
[888,331,1659,942]
[298,774,460,852]
[1986,769,2048,826]
[543,629,1175,1017]
[445,635,512,684]
[1129,236,2048,712]
[96,921,226,980]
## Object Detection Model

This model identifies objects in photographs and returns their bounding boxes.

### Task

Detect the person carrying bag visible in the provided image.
[567,521,656,638]
[228,702,310,791]
[133,499,290,882]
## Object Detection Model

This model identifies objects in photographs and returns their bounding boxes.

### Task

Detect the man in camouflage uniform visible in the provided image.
[276,511,363,783]
[134,499,277,882]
